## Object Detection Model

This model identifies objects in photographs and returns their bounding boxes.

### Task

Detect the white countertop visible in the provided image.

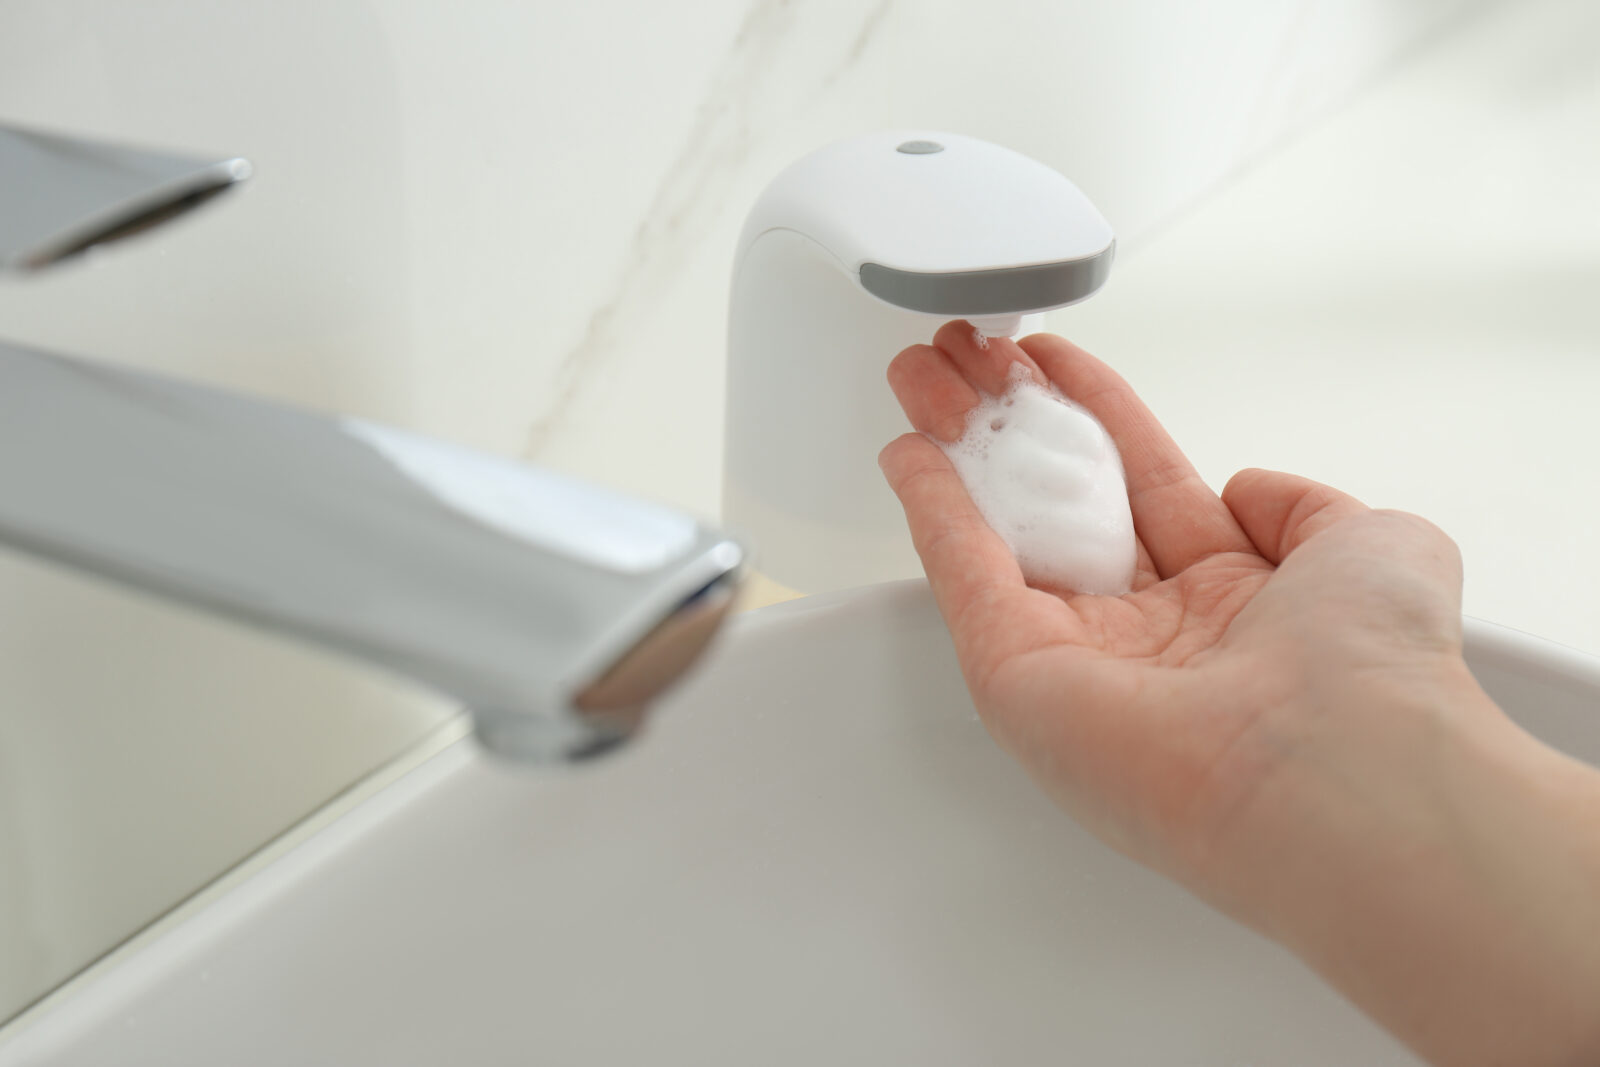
[1060,0,1600,655]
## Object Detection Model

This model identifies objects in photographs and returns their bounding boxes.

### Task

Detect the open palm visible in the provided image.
[879,321,1469,909]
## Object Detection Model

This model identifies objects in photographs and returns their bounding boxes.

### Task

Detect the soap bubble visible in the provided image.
[937,368,1135,595]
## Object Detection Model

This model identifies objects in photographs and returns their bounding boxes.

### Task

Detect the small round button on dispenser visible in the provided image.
[896,140,944,155]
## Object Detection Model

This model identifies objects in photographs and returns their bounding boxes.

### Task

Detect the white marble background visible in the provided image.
[2,0,1577,1031]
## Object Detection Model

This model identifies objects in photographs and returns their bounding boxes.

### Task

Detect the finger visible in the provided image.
[1107,533,1161,593]
[886,343,979,443]
[879,432,1075,679]
[1220,468,1369,566]
[878,431,1025,606]
[1018,333,1256,579]
[895,326,1160,592]
[932,319,1047,396]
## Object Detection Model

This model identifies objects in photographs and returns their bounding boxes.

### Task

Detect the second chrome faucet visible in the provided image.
[0,121,743,765]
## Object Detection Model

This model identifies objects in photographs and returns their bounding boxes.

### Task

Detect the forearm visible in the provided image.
[1235,672,1600,1065]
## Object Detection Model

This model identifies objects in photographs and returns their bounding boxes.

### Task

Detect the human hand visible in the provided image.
[879,322,1600,1067]
[879,320,1475,907]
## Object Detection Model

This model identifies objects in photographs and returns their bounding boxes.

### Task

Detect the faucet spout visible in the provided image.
[0,340,743,763]
[1,120,742,764]
[0,122,251,274]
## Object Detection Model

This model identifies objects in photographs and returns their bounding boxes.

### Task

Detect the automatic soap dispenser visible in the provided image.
[724,130,1115,593]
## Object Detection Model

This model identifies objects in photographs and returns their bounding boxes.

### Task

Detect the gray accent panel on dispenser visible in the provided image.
[858,242,1115,315]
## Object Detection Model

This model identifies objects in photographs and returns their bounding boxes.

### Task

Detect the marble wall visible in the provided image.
[0,0,1501,1027]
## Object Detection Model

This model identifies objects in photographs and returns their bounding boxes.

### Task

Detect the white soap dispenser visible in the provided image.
[724,130,1115,593]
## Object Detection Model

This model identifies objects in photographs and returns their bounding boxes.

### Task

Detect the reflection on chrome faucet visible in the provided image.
[0,123,743,763]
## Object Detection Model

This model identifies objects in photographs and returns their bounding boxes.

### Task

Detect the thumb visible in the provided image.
[1223,469,1467,659]
[1221,468,1370,566]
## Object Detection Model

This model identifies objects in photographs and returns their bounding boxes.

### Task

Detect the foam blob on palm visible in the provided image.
[937,364,1136,595]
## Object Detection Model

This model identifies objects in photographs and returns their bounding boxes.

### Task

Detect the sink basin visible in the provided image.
[4,580,1598,1065]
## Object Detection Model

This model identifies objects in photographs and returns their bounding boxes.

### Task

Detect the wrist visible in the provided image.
[1207,662,1600,1065]
[1243,662,1508,939]
[1186,656,1495,926]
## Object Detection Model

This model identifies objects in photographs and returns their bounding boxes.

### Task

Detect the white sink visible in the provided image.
[4,580,1599,1065]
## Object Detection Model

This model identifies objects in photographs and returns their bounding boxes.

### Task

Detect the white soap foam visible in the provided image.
[936,364,1136,595]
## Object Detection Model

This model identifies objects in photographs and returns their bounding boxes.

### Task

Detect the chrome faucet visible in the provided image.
[0,122,743,764]
[0,121,252,273]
